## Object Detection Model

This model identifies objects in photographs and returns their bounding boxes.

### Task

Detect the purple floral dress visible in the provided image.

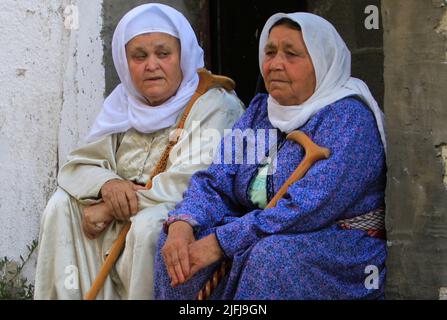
[153,94,387,300]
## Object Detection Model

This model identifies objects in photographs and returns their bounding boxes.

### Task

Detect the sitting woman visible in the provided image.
[154,12,387,300]
[34,3,244,300]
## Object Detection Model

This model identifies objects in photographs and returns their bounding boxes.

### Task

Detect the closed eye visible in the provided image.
[157,51,171,58]
[264,50,276,57]
[264,43,277,57]
[133,54,146,61]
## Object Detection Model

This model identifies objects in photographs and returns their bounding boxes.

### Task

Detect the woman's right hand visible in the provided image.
[161,221,195,287]
[100,179,147,221]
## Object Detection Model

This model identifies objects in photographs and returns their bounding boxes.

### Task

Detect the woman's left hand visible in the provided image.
[82,204,112,240]
[187,233,224,280]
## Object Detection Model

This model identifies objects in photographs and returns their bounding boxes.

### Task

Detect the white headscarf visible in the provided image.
[86,3,204,143]
[259,13,386,150]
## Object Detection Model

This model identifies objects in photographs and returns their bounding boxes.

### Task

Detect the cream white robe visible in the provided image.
[34,88,245,299]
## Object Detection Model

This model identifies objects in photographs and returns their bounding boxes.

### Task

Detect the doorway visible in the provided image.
[209,0,308,106]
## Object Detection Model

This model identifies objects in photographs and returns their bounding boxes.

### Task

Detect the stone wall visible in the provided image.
[309,0,447,300]
[382,0,447,299]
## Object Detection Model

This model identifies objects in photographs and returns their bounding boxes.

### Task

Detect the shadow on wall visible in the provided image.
[209,0,308,106]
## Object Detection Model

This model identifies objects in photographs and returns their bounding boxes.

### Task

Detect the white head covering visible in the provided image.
[259,12,386,150]
[86,3,204,143]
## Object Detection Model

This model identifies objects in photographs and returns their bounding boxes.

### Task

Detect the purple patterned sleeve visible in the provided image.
[215,99,386,257]
[163,214,200,234]
[167,96,266,233]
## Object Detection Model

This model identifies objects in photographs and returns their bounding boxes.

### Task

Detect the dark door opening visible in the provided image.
[209,0,308,106]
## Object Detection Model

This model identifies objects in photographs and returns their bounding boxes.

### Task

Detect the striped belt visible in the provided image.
[337,207,386,239]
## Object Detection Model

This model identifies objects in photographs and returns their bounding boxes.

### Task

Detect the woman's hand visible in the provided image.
[84,202,113,224]
[100,179,147,221]
[187,233,224,280]
[161,221,195,287]
[82,203,113,240]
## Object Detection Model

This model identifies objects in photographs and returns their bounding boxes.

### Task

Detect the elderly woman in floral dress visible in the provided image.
[154,12,387,300]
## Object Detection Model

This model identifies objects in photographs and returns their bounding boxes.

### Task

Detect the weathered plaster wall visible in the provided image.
[0,0,104,281]
[382,0,447,299]
[58,0,106,162]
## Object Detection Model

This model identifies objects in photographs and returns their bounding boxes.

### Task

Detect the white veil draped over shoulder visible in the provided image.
[259,13,386,150]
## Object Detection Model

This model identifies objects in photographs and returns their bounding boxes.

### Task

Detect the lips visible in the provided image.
[269,79,289,84]
[268,72,289,83]
[144,76,164,82]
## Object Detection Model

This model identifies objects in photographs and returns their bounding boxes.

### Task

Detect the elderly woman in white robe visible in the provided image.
[34,3,244,300]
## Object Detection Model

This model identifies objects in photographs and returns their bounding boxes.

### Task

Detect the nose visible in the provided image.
[268,52,286,71]
[145,55,159,72]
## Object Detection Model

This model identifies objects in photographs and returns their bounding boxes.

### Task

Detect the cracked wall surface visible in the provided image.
[383,0,447,299]
[437,144,447,188]
[0,0,104,281]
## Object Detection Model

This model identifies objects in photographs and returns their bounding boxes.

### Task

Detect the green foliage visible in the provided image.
[0,240,38,300]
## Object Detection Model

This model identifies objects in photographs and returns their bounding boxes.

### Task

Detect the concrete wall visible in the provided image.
[382,0,447,299]
[0,0,104,280]
[309,0,447,299]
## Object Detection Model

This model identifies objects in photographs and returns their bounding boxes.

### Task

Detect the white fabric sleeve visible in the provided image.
[57,134,124,205]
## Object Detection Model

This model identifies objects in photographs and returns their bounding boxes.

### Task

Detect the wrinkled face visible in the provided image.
[126,32,183,106]
[262,25,316,106]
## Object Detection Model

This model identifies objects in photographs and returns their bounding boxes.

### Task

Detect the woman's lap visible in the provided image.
[154,226,386,300]
[234,228,386,299]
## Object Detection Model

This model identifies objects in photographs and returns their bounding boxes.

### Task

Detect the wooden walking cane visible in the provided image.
[84,68,236,300]
[196,130,331,300]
